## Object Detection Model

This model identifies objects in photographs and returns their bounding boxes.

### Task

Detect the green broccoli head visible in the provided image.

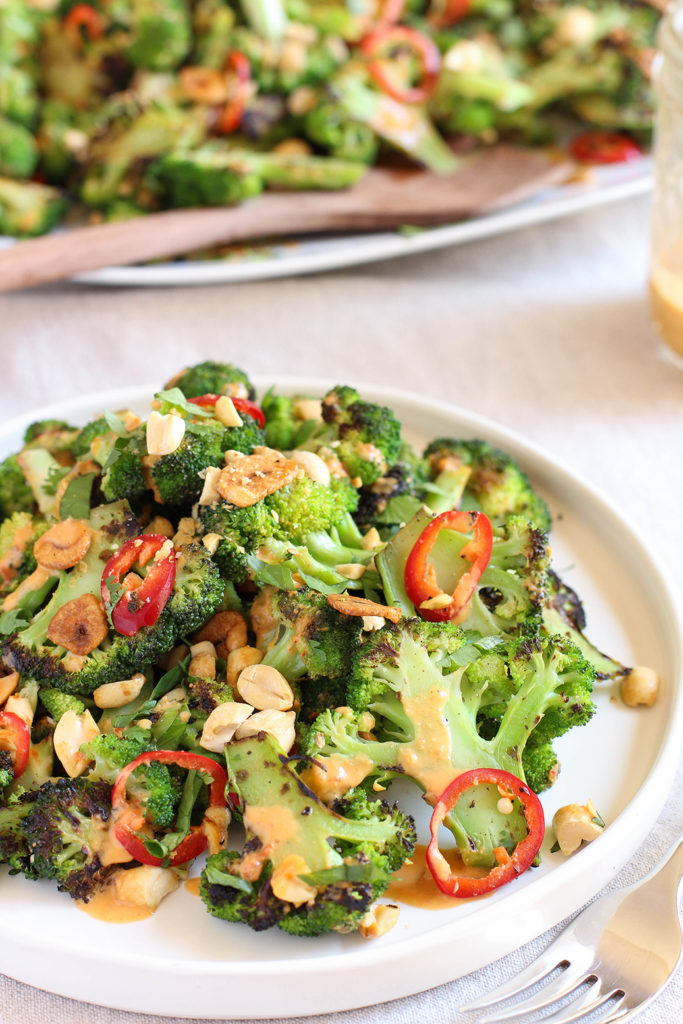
[167,361,256,401]
[261,391,297,451]
[72,417,111,460]
[200,734,415,936]
[152,419,265,506]
[39,688,85,721]
[0,748,15,789]
[424,438,551,531]
[0,116,37,179]
[307,623,595,865]
[0,454,35,518]
[261,586,363,682]
[0,796,32,872]
[305,103,379,164]
[81,732,182,828]
[19,777,115,901]
[0,176,66,237]
[2,504,223,694]
[321,386,402,486]
[118,0,193,71]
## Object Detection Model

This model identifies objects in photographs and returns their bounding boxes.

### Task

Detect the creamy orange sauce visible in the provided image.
[650,263,683,359]
[243,803,301,856]
[398,686,454,803]
[185,876,202,898]
[300,754,374,803]
[386,844,487,910]
[77,887,152,924]
[89,817,134,868]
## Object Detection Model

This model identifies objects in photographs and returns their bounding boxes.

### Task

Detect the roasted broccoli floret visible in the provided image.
[23,419,78,451]
[39,688,85,721]
[320,386,402,486]
[200,733,416,936]
[0,454,35,518]
[306,620,595,864]
[305,102,379,163]
[2,503,223,693]
[377,506,549,635]
[18,777,115,901]
[0,796,31,872]
[0,116,37,179]
[0,749,15,790]
[353,442,429,530]
[424,438,551,531]
[258,586,363,682]
[542,569,626,679]
[200,475,358,584]
[81,732,182,828]
[0,176,66,237]
[165,360,256,400]
[152,420,265,506]
[115,0,193,71]
[260,390,297,450]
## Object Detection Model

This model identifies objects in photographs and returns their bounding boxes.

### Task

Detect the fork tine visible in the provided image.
[474,961,593,1023]
[525,981,625,1024]
[458,948,567,1013]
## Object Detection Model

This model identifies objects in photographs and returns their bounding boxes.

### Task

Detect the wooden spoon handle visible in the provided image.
[0,196,336,292]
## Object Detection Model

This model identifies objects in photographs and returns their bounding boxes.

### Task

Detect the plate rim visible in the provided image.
[0,162,651,288]
[0,376,681,1018]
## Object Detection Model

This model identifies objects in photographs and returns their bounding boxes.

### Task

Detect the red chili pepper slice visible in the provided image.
[188,393,265,427]
[426,768,545,898]
[0,711,30,780]
[111,751,228,868]
[360,26,441,104]
[570,131,642,166]
[429,0,470,28]
[101,534,176,637]
[215,51,251,134]
[64,3,104,42]
[404,509,493,622]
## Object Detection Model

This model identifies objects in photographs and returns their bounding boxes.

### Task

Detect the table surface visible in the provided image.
[0,192,681,1024]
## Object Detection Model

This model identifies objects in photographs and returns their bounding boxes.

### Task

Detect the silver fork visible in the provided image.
[460,832,683,1024]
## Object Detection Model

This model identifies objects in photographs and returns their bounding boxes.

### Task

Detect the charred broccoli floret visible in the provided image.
[0,454,35,518]
[2,504,223,693]
[200,474,358,584]
[200,734,415,936]
[0,176,66,237]
[320,386,402,486]
[542,569,626,678]
[306,621,595,864]
[424,438,551,531]
[81,732,182,828]
[377,507,549,635]
[258,586,363,682]
[18,777,115,901]
[166,361,256,401]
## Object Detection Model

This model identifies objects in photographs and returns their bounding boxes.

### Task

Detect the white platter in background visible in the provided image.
[0,159,651,287]
[0,377,680,1020]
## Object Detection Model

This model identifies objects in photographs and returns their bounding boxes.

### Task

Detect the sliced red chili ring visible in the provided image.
[111,751,228,868]
[429,0,470,28]
[0,710,30,780]
[215,51,251,134]
[404,509,493,622]
[426,768,545,898]
[64,3,104,42]
[360,26,441,104]
[570,131,642,166]
[188,393,265,427]
[101,534,176,637]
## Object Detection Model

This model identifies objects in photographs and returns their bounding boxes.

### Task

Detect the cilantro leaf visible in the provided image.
[59,472,95,520]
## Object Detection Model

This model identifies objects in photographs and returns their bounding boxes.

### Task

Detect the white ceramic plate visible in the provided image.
[1,378,680,1020]
[0,159,651,287]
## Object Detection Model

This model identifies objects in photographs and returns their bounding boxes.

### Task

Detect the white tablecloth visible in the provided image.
[0,192,681,1024]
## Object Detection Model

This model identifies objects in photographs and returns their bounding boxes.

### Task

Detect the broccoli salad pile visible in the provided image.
[0,0,657,237]
[0,362,625,937]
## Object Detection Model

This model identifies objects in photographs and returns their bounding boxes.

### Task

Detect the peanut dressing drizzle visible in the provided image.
[386,844,488,910]
[76,887,152,923]
[300,754,374,804]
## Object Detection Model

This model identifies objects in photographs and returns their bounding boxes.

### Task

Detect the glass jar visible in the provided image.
[650,2,683,366]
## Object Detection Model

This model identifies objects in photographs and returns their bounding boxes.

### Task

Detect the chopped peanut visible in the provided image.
[227,646,263,687]
[93,673,146,709]
[33,518,91,571]
[552,801,605,856]
[46,593,109,655]
[359,904,400,938]
[53,709,99,777]
[620,666,660,707]
[200,701,254,752]
[270,854,316,906]
[236,664,294,711]
[147,515,174,538]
